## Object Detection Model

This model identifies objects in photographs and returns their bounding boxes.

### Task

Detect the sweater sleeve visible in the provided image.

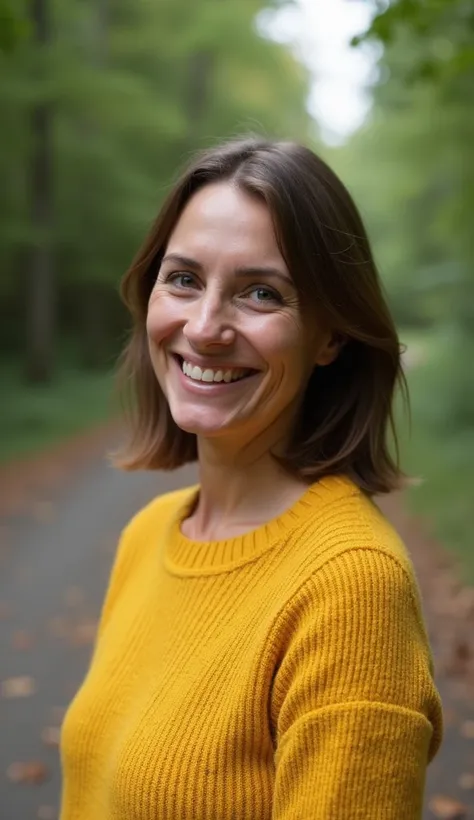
[271,548,443,820]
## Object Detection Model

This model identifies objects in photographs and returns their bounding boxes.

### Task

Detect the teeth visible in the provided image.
[181,359,249,383]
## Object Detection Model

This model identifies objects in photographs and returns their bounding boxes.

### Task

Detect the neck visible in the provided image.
[188,422,309,539]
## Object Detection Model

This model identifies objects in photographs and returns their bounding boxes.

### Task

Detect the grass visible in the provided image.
[0,359,118,464]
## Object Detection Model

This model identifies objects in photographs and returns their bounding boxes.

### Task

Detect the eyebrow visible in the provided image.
[161,253,293,286]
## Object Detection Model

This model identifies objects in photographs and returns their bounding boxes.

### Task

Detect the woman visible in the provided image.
[60,137,443,819]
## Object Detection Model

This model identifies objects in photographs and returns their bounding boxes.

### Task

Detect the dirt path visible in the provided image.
[380,494,474,819]
[0,430,473,819]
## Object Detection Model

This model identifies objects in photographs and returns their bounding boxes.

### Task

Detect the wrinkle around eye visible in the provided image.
[164,271,201,290]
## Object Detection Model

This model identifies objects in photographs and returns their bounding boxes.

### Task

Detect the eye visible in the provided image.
[246,286,282,305]
[165,271,197,289]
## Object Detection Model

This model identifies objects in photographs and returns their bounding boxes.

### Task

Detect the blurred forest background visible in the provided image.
[0,0,473,577]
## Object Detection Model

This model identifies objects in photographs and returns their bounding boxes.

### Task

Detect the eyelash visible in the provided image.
[163,271,284,305]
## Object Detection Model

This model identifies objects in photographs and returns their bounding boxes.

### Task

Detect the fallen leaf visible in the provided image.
[71,619,97,646]
[458,773,474,790]
[6,761,50,784]
[1,675,36,698]
[429,795,468,819]
[41,726,61,747]
[11,629,34,650]
[38,807,56,820]
[460,720,474,739]
[442,708,457,727]
[454,641,471,663]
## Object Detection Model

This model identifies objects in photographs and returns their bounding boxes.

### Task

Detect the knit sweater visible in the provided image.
[59,475,443,820]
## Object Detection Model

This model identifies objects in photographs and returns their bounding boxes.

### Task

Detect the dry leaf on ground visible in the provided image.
[71,619,97,646]
[1,675,36,698]
[11,629,34,650]
[458,773,474,790]
[428,795,468,819]
[6,761,50,784]
[442,708,457,727]
[38,807,56,820]
[460,720,474,739]
[41,726,61,747]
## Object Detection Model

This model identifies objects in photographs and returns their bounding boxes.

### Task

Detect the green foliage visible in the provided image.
[401,330,474,582]
[0,0,312,365]
[0,0,313,458]
[342,0,474,576]
[355,0,474,83]
[0,357,116,461]
[0,0,29,52]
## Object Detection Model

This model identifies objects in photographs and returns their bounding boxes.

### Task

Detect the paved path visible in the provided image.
[0,438,473,819]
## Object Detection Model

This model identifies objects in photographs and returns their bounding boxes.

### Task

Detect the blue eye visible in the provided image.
[248,287,281,304]
[167,272,196,288]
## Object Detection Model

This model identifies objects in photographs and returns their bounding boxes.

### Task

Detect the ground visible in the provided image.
[0,427,473,819]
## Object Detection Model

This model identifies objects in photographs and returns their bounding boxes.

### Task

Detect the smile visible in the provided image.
[174,355,256,385]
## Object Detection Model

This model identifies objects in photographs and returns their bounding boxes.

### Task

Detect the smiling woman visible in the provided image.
[59,137,443,820]
[143,180,337,451]
[115,137,406,494]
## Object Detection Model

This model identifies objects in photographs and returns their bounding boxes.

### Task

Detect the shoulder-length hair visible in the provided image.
[115,136,408,495]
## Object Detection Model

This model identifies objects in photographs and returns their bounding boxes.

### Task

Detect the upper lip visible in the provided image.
[172,353,258,371]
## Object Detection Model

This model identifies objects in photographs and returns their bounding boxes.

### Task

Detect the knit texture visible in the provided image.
[59,475,443,820]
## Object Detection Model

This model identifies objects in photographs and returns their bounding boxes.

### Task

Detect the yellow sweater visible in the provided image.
[60,475,442,820]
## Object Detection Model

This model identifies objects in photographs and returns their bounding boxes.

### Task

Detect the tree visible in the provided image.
[339,0,474,569]
[0,0,313,377]
[26,0,55,382]
[0,0,29,52]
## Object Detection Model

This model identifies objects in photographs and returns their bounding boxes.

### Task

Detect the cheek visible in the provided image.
[258,315,310,372]
[146,291,179,344]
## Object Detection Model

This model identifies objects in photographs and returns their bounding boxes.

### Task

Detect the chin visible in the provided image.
[169,408,241,439]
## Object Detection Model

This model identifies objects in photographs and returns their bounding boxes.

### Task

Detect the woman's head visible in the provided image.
[117,136,407,494]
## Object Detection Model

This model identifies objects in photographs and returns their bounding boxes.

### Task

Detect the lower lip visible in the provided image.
[173,357,258,395]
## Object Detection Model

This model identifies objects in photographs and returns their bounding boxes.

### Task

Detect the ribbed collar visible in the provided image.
[162,475,358,577]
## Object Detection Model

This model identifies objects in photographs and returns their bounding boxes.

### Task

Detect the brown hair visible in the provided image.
[115,136,408,494]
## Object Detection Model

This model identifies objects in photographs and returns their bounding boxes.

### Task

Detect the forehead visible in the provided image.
[166,182,286,268]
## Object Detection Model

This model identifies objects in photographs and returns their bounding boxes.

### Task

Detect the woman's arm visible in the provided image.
[271,548,443,820]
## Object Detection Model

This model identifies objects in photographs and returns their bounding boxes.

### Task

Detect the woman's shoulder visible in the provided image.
[123,483,198,540]
[103,484,198,590]
[296,476,417,582]
[282,482,428,646]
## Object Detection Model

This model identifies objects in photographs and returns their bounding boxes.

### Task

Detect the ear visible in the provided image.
[315,332,346,367]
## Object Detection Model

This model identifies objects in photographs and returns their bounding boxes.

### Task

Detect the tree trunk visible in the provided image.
[80,0,108,369]
[182,49,214,155]
[81,283,109,369]
[26,0,54,383]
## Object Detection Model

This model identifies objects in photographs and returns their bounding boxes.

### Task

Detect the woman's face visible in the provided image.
[147,182,337,446]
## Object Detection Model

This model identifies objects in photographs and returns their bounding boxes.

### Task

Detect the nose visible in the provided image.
[183,291,236,349]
